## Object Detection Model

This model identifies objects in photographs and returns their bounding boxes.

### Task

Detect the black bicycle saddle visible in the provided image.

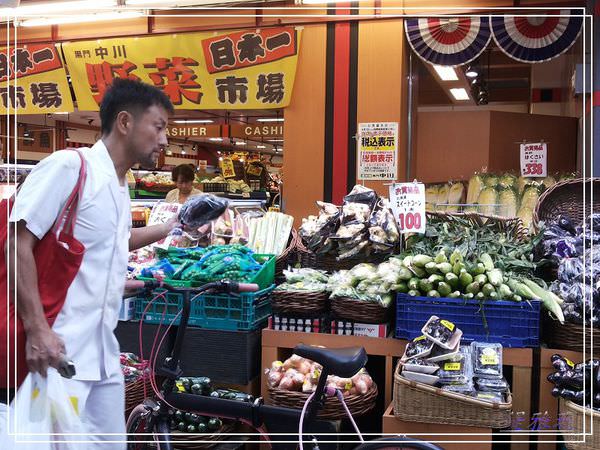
[293,344,367,378]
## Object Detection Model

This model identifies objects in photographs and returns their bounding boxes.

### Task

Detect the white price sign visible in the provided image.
[389,182,426,234]
[520,142,547,178]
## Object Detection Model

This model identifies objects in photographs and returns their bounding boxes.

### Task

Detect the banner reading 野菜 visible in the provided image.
[61,27,301,111]
[0,44,74,114]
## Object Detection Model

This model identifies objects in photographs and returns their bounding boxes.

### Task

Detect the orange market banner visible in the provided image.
[0,43,74,114]
[61,27,301,111]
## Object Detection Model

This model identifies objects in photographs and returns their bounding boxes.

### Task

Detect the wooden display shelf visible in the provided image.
[382,402,493,450]
[261,329,534,449]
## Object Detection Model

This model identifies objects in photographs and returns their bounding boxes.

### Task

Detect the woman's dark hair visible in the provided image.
[100,78,174,135]
[172,164,195,183]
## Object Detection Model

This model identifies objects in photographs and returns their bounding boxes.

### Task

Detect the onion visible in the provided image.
[284,368,298,378]
[278,377,294,391]
[297,361,312,375]
[271,361,284,371]
[302,380,315,393]
[268,371,284,388]
[354,379,368,394]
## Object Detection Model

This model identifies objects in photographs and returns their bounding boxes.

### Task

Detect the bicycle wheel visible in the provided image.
[353,436,445,450]
[127,404,174,450]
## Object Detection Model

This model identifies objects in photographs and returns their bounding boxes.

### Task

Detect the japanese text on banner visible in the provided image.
[520,142,547,178]
[0,44,74,114]
[389,182,426,234]
[61,28,301,111]
[357,122,398,180]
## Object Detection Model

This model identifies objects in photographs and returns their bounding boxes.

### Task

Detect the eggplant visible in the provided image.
[552,354,574,372]
[558,215,577,235]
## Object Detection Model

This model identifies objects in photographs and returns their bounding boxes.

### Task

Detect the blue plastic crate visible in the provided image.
[136,285,273,331]
[395,293,541,348]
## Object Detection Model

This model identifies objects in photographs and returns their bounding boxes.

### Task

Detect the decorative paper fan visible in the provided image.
[491,10,583,63]
[405,17,492,67]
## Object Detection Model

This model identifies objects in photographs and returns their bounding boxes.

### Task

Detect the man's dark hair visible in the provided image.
[172,164,196,183]
[100,78,174,135]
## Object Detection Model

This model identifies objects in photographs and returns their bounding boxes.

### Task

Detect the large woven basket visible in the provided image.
[427,211,529,242]
[559,399,600,450]
[296,238,390,272]
[393,363,512,429]
[267,384,378,419]
[169,421,236,449]
[275,228,299,278]
[124,376,151,418]
[541,313,600,357]
[271,289,329,315]
[330,296,392,324]
[533,178,600,233]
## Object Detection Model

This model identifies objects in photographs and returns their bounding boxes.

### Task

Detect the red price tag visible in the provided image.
[523,163,543,176]
[397,212,422,231]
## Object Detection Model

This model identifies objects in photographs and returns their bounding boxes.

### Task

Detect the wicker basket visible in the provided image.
[296,237,390,272]
[124,376,151,418]
[427,211,529,242]
[267,383,378,420]
[541,313,600,357]
[533,178,600,233]
[393,363,512,429]
[271,289,329,315]
[330,296,392,324]
[559,399,600,450]
[275,228,298,277]
[169,421,236,449]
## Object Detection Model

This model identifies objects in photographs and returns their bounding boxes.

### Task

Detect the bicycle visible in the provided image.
[125,279,444,450]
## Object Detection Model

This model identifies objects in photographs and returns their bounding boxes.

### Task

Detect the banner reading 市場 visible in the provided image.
[0,44,74,114]
[61,27,301,111]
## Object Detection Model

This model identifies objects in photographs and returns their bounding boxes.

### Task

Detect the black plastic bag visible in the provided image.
[558,258,583,283]
[589,213,600,232]
[179,194,229,229]
[343,185,378,207]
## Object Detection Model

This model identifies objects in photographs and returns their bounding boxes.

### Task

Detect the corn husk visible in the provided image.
[436,184,450,212]
[542,175,556,190]
[466,174,485,205]
[498,173,517,189]
[425,185,439,212]
[521,185,541,211]
[446,183,465,212]
[484,175,498,188]
[477,186,499,216]
[498,187,519,218]
[517,176,529,194]
[518,206,534,231]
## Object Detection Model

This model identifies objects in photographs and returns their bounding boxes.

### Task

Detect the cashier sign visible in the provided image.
[389,182,426,234]
[520,142,547,178]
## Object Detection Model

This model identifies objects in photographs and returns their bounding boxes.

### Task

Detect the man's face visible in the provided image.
[128,104,169,167]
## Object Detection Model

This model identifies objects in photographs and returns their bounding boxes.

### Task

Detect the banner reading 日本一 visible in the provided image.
[61,27,301,111]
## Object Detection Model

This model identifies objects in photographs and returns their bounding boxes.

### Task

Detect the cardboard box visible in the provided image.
[119,297,136,321]
[331,320,390,338]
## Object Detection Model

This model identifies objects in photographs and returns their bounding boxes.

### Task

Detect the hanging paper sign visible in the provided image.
[491,11,583,63]
[520,142,547,177]
[247,164,263,177]
[357,122,398,180]
[389,182,426,234]
[405,17,491,67]
[221,158,236,178]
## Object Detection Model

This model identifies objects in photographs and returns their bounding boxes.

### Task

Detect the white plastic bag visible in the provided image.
[0,369,83,449]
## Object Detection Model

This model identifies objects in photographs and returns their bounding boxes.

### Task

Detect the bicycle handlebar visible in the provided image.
[125,279,260,295]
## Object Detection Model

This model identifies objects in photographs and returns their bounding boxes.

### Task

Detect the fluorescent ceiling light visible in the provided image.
[209,138,223,142]
[173,119,213,124]
[2,1,116,15]
[301,0,348,4]
[433,65,458,81]
[450,88,470,101]
[20,10,143,27]
[256,145,267,149]
[235,141,246,146]
[257,118,284,122]
[268,139,284,142]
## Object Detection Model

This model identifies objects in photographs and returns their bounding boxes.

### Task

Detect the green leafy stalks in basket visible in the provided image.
[275,268,330,292]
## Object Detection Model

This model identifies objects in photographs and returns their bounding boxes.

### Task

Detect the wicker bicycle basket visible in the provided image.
[267,383,378,420]
[271,289,329,315]
[559,398,600,450]
[533,178,600,233]
[169,421,237,449]
[393,363,512,428]
[330,296,393,324]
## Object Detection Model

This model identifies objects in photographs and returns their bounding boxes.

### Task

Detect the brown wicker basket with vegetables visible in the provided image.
[275,228,298,277]
[393,363,512,428]
[559,398,600,450]
[330,296,392,324]
[271,289,329,315]
[169,421,236,449]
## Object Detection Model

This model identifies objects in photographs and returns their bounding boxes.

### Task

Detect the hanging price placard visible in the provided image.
[520,142,547,178]
[389,182,426,234]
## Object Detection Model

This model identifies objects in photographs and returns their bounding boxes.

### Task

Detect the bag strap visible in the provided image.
[52,149,87,236]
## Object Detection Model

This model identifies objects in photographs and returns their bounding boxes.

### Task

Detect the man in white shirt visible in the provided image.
[7,78,176,447]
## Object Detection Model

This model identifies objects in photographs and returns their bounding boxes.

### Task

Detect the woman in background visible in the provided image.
[165,164,202,204]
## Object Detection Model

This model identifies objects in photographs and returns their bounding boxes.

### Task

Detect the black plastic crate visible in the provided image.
[114,320,174,365]
[176,326,262,385]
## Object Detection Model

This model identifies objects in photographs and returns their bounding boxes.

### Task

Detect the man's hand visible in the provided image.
[25,325,66,377]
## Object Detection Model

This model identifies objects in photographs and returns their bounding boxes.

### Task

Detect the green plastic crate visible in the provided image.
[136,276,197,288]
[136,285,274,331]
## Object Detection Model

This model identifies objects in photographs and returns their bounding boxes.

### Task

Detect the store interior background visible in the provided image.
[0,0,595,223]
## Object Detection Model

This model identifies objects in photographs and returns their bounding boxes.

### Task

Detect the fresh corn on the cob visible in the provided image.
[466,174,485,205]
[498,173,517,189]
[498,187,519,218]
[425,185,439,212]
[518,206,534,230]
[477,186,499,216]
[484,175,498,188]
[521,185,541,211]
[517,176,529,194]
[446,183,464,212]
[437,184,450,212]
